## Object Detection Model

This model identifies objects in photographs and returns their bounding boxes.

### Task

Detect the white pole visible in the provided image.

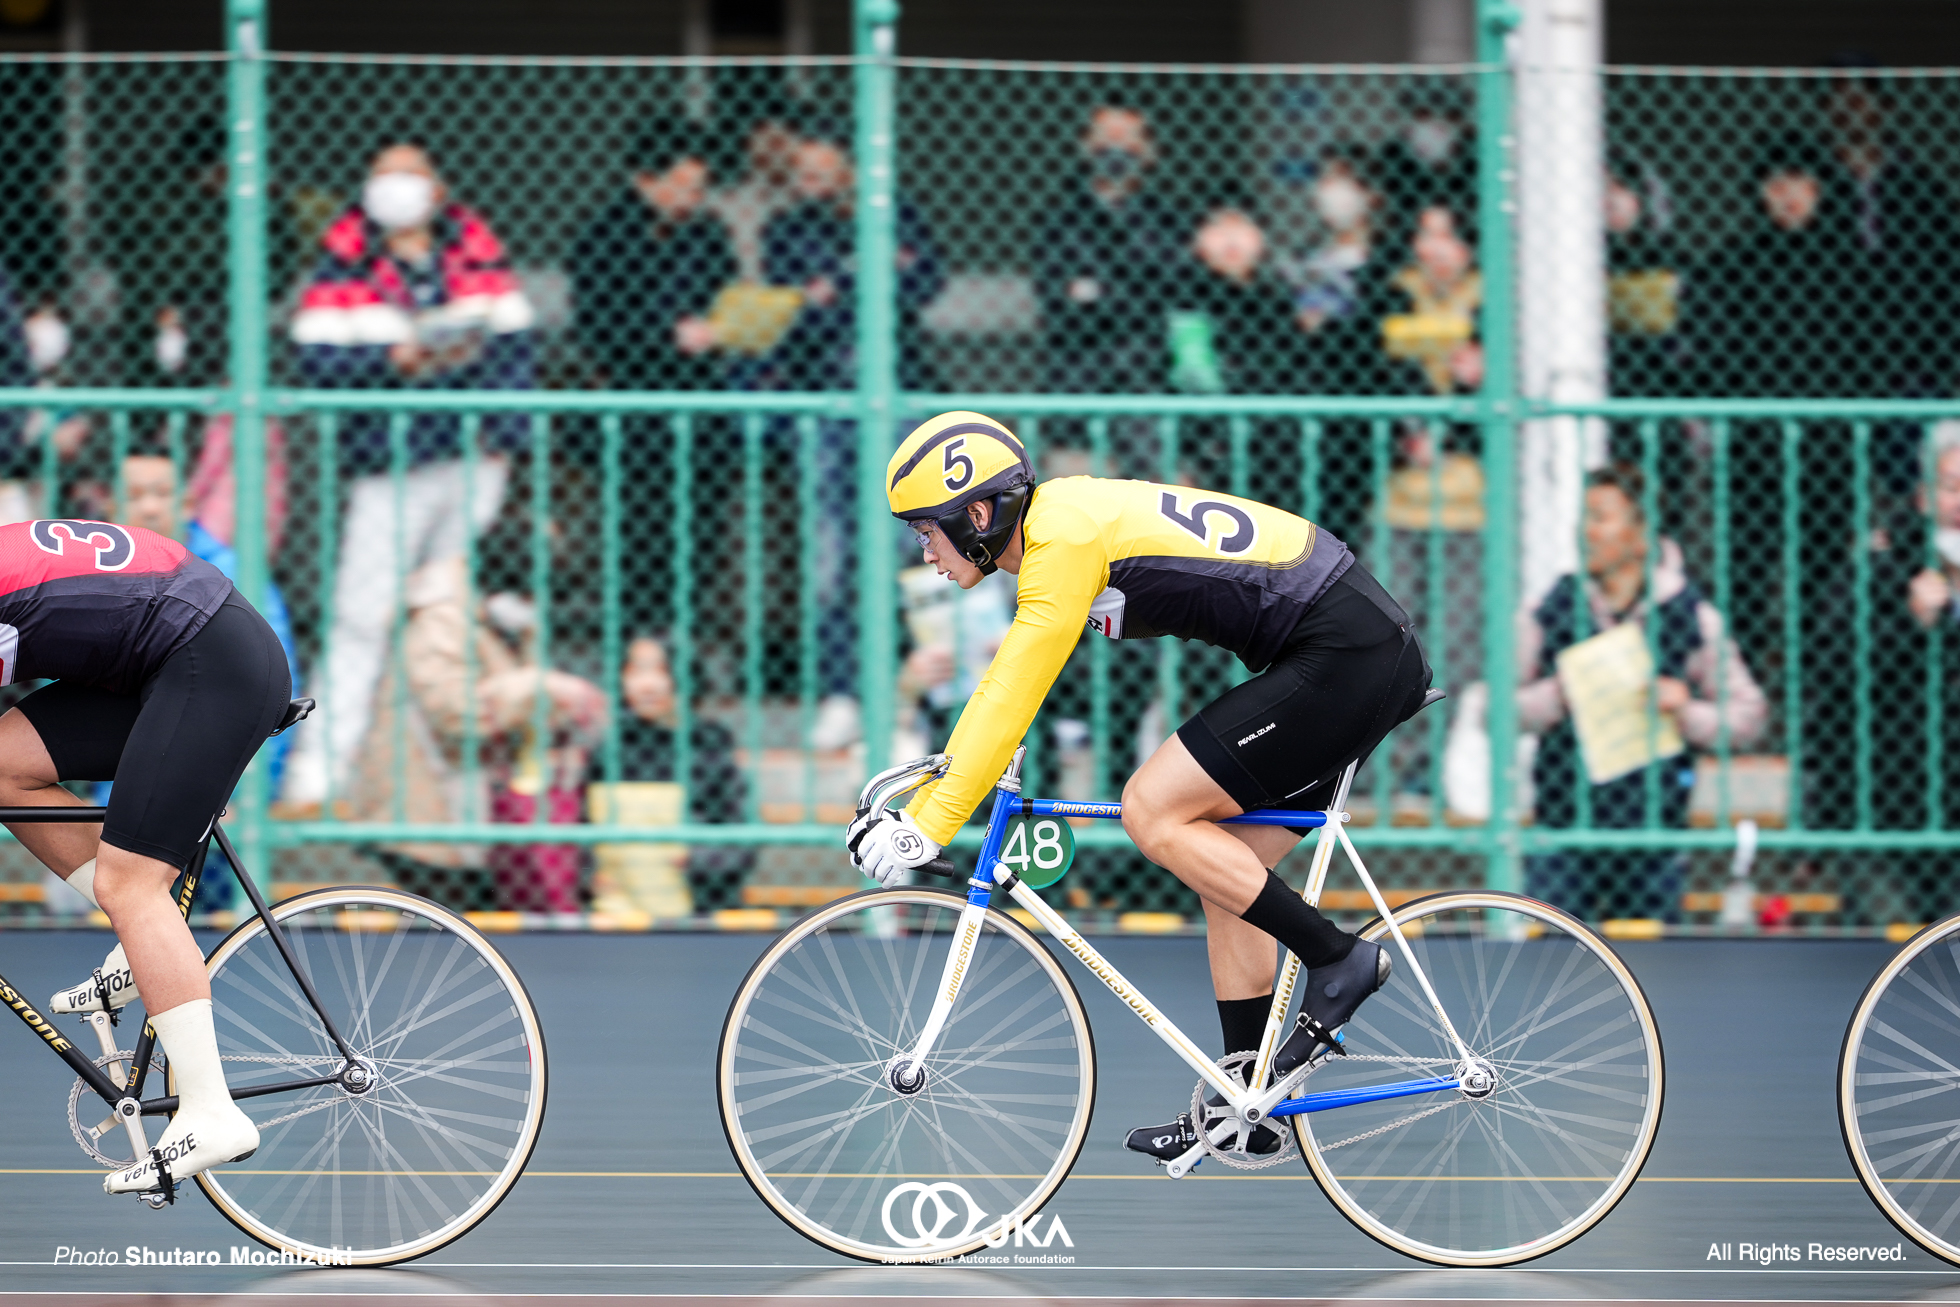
[1513,0,1606,610]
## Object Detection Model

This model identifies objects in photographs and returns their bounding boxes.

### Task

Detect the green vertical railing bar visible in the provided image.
[1227,414,1250,689]
[673,415,696,818]
[1640,419,1661,831]
[37,398,57,517]
[798,415,819,820]
[1425,421,1446,824]
[1157,416,1180,742]
[109,411,129,519]
[1019,415,1045,796]
[528,412,553,831]
[853,0,901,779]
[1300,418,1320,524]
[1475,0,1522,893]
[1089,415,1111,797]
[1370,417,1392,826]
[388,412,411,826]
[600,413,623,788]
[1924,422,1944,830]
[314,413,340,815]
[1571,440,1593,834]
[1782,420,1804,831]
[164,412,187,540]
[459,416,483,823]
[226,0,271,883]
[1853,421,1873,830]
[1711,418,1733,832]
[742,413,764,822]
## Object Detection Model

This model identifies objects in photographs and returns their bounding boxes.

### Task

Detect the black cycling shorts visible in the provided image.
[18,591,292,869]
[1177,563,1432,819]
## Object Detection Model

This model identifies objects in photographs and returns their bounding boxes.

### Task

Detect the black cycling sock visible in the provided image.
[1217,994,1274,1059]
[1239,870,1356,970]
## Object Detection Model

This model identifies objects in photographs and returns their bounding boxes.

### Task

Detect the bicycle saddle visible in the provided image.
[271,697,315,736]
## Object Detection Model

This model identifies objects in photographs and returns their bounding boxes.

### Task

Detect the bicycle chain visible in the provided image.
[1312,1098,1460,1152]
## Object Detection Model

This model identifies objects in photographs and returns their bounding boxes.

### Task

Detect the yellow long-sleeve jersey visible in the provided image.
[905,475,1353,844]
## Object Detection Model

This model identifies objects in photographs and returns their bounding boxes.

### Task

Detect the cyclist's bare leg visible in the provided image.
[0,707,99,876]
[93,845,209,1013]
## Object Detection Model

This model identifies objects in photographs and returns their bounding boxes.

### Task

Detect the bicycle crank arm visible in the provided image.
[1163,1112,1252,1179]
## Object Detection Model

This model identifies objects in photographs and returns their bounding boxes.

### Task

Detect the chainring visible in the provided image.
[1189,1050,1303,1171]
[68,1049,164,1167]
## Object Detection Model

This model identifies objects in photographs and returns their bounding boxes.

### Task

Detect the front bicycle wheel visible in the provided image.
[191,886,548,1266]
[1840,912,1960,1263]
[1292,891,1664,1266]
[718,887,1095,1263]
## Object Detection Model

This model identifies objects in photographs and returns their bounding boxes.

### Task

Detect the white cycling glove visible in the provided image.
[847,808,942,887]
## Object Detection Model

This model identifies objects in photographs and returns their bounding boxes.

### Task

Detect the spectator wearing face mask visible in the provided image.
[1034,104,1190,395]
[281,141,537,814]
[1371,86,1477,250]
[1279,154,1397,393]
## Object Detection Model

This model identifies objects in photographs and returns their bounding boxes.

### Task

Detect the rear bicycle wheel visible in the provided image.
[191,886,547,1266]
[1840,912,1960,1263]
[718,887,1095,1263]
[1292,891,1664,1266]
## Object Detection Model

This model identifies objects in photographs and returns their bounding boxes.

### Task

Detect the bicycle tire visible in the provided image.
[718,886,1095,1263]
[1292,890,1664,1266]
[1839,911,1960,1264]
[189,885,548,1266]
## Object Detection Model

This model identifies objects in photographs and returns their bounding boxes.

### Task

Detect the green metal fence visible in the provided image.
[2,0,1959,931]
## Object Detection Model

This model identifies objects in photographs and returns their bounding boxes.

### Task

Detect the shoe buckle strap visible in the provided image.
[1296,1012,1346,1056]
[92,968,118,1026]
[148,1146,176,1205]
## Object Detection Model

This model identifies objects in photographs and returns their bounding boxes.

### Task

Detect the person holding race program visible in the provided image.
[0,518,290,1195]
[849,412,1433,1160]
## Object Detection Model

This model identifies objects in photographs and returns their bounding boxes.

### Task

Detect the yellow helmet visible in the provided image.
[887,411,1034,575]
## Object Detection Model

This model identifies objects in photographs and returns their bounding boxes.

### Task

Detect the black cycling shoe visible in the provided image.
[1124,1112,1198,1163]
[1274,938,1392,1077]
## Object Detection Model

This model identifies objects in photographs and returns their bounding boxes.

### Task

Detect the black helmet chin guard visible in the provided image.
[934,478,1032,576]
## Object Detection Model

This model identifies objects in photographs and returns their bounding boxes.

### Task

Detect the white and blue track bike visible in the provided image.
[718,747,1664,1266]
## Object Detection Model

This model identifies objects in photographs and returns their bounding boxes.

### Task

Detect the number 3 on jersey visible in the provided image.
[1158,492,1255,555]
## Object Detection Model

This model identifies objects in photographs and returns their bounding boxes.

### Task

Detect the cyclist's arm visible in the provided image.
[904,507,1103,845]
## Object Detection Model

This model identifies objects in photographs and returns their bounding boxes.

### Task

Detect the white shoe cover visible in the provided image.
[104,1102,258,1194]
[51,942,138,1015]
[105,999,257,1195]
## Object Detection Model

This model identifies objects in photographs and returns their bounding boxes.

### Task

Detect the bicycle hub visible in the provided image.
[885,1056,929,1095]
[1455,1057,1499,1100]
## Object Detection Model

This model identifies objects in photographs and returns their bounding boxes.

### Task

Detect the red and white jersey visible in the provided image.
[0,521,233,693]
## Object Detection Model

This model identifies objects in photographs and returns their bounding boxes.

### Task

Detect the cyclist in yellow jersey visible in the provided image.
[848,412,1434,1161]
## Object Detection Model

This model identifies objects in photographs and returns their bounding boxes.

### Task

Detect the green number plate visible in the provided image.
[998,813,1076,889]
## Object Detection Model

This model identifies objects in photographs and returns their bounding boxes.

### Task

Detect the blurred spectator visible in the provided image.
[1604,150,1685,395]
[0,262,31,513]
[1907,423,1960,634]
[1687,135,1845,397]
[281,141,536,812]
[1167,208,1306,394]
[571,118,737,391]
[1033,105,1189,394]
[763,131,945,391]
[706,77,803,284]
[1285,156,1380,330]
[1380,206,1483,396]
[1816,67,1958,400]
[583,636,753,917]
[761,130,945,751]
[347,558,606,912]
[1519,464,1766,922]
[1371,85,1477,249]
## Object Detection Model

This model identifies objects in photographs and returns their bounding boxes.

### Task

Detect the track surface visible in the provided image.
[0,931,1951,1300]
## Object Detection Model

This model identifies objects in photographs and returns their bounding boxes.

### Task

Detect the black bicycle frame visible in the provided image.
[0,806,358,1115]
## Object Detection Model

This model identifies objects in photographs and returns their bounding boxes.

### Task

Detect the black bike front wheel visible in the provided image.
[190,886,548,1266]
